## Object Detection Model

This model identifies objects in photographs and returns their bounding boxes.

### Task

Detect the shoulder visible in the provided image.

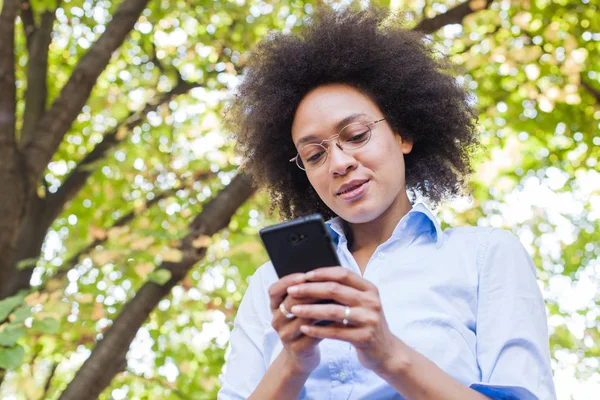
[439,225,495,258]
[440,226,530,271]
[442,225,522,249]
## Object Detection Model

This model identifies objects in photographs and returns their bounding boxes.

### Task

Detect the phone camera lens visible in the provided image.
[289,234,299,243]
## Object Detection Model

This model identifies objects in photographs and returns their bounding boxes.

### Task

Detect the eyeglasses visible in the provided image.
[289,118,386,171]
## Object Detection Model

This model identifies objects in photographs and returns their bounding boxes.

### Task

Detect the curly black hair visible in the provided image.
[226,5,480,221]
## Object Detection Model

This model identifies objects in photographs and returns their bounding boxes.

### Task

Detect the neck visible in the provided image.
[345,190,413,252]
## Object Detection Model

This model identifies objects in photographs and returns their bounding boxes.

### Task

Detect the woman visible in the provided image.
[218,6,556,400]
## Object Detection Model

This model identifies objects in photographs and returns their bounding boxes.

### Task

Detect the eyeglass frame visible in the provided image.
[289,118,386,171]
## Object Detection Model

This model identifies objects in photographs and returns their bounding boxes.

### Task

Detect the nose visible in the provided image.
[327,143,357,176]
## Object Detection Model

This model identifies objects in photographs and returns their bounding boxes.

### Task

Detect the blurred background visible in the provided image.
[0,0,597,398]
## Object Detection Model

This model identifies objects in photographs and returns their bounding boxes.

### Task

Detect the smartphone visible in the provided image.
[259,214,341,325]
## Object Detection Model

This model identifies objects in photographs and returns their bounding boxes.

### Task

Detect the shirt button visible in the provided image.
[377,252,385,260]
[338,372,346,382]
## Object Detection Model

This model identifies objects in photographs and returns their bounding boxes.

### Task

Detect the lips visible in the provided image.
[336,179,369,195]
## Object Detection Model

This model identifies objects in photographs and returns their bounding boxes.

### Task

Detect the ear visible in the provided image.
[395,134,413,155]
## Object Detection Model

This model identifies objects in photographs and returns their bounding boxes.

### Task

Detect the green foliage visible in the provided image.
[0,346,25,370]
[10,306,32,325]
[0,293,25,322]
[1,0,598,398]
[0,327,26,347]
[31,318,60,334]
[148,269,172,285]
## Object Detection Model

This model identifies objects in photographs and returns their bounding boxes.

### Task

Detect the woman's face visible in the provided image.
[291,84,413,224]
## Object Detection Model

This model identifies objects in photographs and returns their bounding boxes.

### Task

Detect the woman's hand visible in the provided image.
[268,273,324,376]
[286,266,403,376]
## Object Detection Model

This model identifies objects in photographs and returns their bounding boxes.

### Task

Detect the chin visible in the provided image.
[332,200,383,224]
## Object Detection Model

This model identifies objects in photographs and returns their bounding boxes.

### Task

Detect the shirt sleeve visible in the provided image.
[469,228,557,400]
[218,263,273,399]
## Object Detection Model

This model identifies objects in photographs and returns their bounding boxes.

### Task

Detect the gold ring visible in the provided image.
[279,302,295,319]
[342,306,351,326]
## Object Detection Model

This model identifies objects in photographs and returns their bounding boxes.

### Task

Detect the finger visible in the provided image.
[272,297,322,330]
[299,324,371,348]
[288,331,324,352]
[287,281,364,306]
[278,316,313,342]
[305,266,372,291]
[290,304,370,327]
[269,273,308,310]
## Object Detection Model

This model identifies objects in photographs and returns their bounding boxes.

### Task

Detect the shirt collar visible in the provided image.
[325,202,444,249]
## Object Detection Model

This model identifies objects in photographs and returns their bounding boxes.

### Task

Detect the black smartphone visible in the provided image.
[259,214,341,326]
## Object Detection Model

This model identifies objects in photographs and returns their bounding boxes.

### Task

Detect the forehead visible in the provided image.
[291,84,380,143]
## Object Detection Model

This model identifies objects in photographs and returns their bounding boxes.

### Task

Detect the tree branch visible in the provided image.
[125,369,193,400]
[43,188,176,287]
[21,0,151,187]
[0,80,200,301]
[450,24,501,56]
[413,0,495,34]
[57,173,255,400]
[45,79,201,223]
[21,0,37,51]
[20,6,58,147]
[581,76,600,105]
[43,361,59,396]
[148,39,184,83]
[19,1,36,51]
[40,170,215,294]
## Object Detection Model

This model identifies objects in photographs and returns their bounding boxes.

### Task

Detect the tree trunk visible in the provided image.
[0,0,28,299]
[0,195,51,299]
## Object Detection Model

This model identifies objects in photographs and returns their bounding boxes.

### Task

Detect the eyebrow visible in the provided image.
[295,113,369,147]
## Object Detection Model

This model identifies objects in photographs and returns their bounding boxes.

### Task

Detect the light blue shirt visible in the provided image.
[218,203,556,399]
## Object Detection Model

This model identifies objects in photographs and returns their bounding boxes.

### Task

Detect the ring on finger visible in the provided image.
[279,302,295,319]
[342,305,351,326]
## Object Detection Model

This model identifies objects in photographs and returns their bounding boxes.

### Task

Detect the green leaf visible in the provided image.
[16,257,39,270]
[148,269,172,285]
[31,317,60,334]
[11,306,32,324]
[0,327,26,347]
[0,293,25,321]
[30,0,57,12]
[0,345,25,370]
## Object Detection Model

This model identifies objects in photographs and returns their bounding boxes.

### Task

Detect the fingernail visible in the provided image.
[290,305,303,313]
[288,286,299,294]
[306,271,315,279]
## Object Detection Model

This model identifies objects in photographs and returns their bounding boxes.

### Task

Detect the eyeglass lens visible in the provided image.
[297,122,372,170]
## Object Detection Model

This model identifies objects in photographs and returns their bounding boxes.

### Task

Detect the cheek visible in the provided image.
[306,175,328,197]
[361,137,401,170]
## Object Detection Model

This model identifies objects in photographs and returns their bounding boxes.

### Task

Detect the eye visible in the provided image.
[306,151,325,163]
[347,131,369,142]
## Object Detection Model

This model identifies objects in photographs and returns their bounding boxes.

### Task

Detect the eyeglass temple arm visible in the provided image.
[369,118,386,126]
